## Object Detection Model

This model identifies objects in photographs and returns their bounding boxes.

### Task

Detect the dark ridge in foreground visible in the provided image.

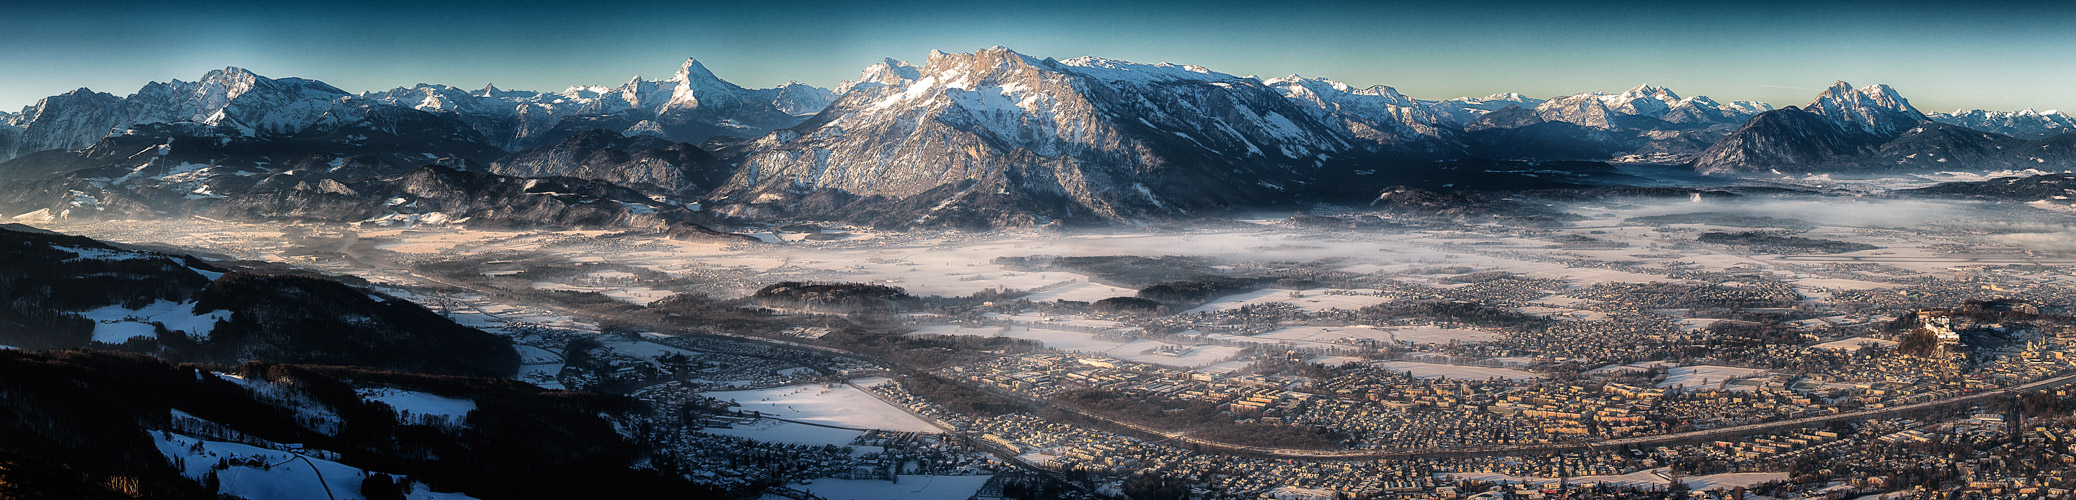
[0,225,518,375]
[0,350,709,500]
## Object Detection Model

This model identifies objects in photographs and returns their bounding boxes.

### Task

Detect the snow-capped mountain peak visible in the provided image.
[349,58,810,149]
[834,58,922,96]
[1418,92,1544,125]
[102,66,355,137]
[1531,84,1685,127]
[1262,76,1416,106]
[4,87,125,158]
[673,58,720,83]
[1804,80,1925,137]
[1809,81,1915,113]
[1929,106,2076,139]
[755,81,834,117]
[1264,75,1349,92]
[1620,83,1680,101]
[1055,54,1234,83]
[715,47,1373,226]
[1261,75,1445,148]
[659,57,754,113]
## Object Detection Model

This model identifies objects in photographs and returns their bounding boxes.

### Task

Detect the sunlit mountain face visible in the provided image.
[5,2,2076,499]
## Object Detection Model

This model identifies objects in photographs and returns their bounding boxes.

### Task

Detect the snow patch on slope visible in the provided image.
[80,300,229,343]
[357,387,477,425]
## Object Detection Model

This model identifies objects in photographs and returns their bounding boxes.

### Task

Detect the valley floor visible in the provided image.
[30,189,2076,499]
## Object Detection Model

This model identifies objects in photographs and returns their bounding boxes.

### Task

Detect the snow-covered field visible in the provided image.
[359,387,477,424]
[1515,305,1609,321]
[1811,336,1898,351]
[369,229,525,254]
[155,431,477,500]
[1375,361,1543,381]
[528,281,677,305]
[915,324,1238,368]
[1107,341,1243,368]
[1658,365,1771,392]
[1194,360,1253,374]
[1390,327,1500,344]
[984,313,1129,331]
[1184,288,1394,314]
[1587,361,1677,375]
[702,378,941,445]
[1244,326,1394,348]
[911,325,1008,337]
[1018,281,1139,302]
[512,344,566,389]
[80,300,229,344]
[702,419,869,447]
[1677,318,1730,331]
[988,326,1134,353]
[596,335,702,360]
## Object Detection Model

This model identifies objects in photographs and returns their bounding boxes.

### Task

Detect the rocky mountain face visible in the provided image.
[1801,81,1927,137]
[119,67,353,137]
[1688,106,1890,174]
[711,47,1362,227]
[1526,84,1770,128]
[754,81,836,117]
[0,124,745,239]
[1688,82,2076,174]
[1263,76,1456,153]
[1416,84,1774,163]
[1244,81,1772,163]
[7,51,2076,228]
[0,68,366,162]
[0,105,501,223]
[1463,106,1544,132]
[489,129,725,195]
[1868,123,2031,169]
[1,61,831,166]
[0,66,755,235]
[0,67,507,183]
[832,58,925,97]
[1423,92,1543,125]
[1907,173,2076,201]
[1689,82,1923,174]
[3,88,126,159]
[1460,109,1631,161]
[203,165,743,237]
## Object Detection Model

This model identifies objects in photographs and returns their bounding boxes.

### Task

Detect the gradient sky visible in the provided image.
[5,0,2074,114]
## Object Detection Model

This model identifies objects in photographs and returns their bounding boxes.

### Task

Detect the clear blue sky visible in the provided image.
[4,0,2073,114]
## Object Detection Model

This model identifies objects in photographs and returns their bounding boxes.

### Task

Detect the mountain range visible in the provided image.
[1691,81,2076,174]
[3,47,2074,229]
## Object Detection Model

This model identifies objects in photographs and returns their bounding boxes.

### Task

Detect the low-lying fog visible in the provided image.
[33,187,2076,316]
[1592,193,2076,252]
